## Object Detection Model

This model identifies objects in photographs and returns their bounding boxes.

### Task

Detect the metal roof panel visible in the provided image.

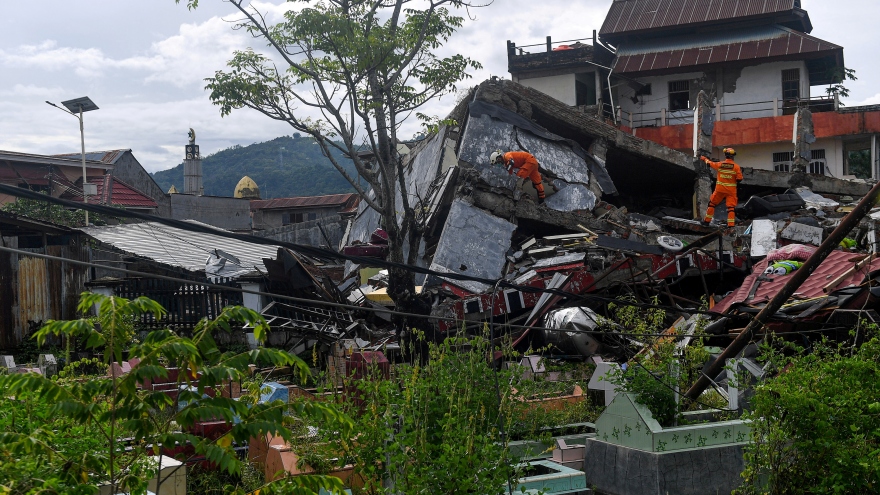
[250,193,359,211]
[600,0,798,36]
[713,250,880,314]
[614,24,841,74]
[80,221,282,274]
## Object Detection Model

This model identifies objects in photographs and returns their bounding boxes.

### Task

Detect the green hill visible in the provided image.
[152,135,358,198]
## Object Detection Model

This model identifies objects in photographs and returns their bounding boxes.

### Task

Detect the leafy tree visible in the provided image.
[0,293,352,494]
[825,66,858,101]
[178,0,482,320]
[736,332,880,494]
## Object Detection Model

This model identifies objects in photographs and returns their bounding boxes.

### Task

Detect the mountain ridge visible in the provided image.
[151,135,358,199]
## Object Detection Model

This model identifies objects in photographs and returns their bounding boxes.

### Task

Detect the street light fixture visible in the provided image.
[46,96,99,225]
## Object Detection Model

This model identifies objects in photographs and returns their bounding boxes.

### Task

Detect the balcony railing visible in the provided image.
[620,94,839,130]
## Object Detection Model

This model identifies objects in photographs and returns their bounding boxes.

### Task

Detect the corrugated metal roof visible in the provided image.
[0,150,111,169]
[614,25,840,74]
[713,250,880,314]
[250,193,359,211]
[62,176,158,208]
[80,221,281,274]
[53,149,130,164]
[600,0,799,37]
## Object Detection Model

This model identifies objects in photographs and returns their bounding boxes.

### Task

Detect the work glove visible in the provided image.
[538,197,545,205]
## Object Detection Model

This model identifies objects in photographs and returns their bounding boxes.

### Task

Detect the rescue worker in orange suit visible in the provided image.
[701,147,743,227]
[490,150,546,204]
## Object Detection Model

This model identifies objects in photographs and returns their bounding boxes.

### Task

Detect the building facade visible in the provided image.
[507,0,880,180]
[251,193,359,231]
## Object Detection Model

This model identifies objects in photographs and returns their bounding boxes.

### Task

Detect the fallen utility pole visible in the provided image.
[684,178,880,401]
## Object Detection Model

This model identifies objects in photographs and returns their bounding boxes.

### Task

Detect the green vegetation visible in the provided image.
[1,195,118,227]
[736,330,880,494]
[0,293,350,495]
[151,135,358,199]
[604,299,714,426]
[290,332,523,495]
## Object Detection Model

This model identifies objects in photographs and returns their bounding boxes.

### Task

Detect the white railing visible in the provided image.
[623,95,839,130]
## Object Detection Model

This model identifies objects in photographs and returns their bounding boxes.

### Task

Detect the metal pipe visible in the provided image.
[79,106,88,226]
[684,178,880,401]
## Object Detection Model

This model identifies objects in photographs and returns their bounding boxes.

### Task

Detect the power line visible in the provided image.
[0,243,701,339]
[2,183,871,333]
[0,244,861,339]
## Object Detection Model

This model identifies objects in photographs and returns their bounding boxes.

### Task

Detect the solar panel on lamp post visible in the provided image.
[46,97,99,226]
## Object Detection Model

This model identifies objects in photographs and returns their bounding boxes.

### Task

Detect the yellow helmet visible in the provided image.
[723,147,736,157]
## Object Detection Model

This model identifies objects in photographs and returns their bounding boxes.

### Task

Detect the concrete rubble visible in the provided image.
[323,80,880,362]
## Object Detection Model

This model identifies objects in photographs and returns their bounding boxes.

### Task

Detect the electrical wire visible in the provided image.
[1,184,873,334]
[0,243,713,339]
[0,244,862,340]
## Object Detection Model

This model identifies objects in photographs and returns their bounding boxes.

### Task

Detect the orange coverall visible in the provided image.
[503,151,545,200]
[702,156,743,226]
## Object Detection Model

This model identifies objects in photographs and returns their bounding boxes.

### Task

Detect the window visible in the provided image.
[668,80,690,111]
[773,152,794,172]
[575,73,597,106]
[809,149,826,175]
[782,69,800,101]
[773,150,827,174]
[308,212,317,221]
[844,140,872,179]
[281,212,305,225]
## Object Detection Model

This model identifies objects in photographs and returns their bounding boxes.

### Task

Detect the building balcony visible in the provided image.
[507,35,615,77]
[627,99,880,151]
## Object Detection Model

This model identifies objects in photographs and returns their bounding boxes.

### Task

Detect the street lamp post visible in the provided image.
[46,97,99,225]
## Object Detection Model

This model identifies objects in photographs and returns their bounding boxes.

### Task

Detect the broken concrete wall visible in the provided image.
[427,199,516,293]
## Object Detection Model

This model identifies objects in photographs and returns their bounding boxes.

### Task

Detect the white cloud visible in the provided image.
[0,40,157,78]
[849,93,880,107]
[2,0,879,178]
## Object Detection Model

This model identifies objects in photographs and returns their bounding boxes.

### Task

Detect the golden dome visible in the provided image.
[168,184,179,194]
[234,176,260,199]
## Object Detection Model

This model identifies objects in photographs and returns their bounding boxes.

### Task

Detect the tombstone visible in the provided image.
[259,382,289,405]
[1,356,16,373]
[587,361,621,406]
[38,354,57,378]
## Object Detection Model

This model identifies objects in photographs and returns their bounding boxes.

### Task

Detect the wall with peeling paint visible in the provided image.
[0,234,90,351]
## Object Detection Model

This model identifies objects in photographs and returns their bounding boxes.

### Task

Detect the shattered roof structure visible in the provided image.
[81,221,281,276]
[714,250,880,314]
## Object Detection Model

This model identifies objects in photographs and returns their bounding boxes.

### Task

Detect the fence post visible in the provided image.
[715,103,722,122]
[546,36,552,52]
[773,97,779,117]
[834,91,840,111]
[661,108,667,126]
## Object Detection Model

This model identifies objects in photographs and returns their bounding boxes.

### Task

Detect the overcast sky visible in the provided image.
[1,1,877,174]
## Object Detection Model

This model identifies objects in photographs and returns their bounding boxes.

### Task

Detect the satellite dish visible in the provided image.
[658,235,684,252]
[188,128,196,144]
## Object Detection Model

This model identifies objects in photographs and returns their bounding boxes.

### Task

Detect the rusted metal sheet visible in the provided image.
[0,235,90,351]
[18,255,51,329]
